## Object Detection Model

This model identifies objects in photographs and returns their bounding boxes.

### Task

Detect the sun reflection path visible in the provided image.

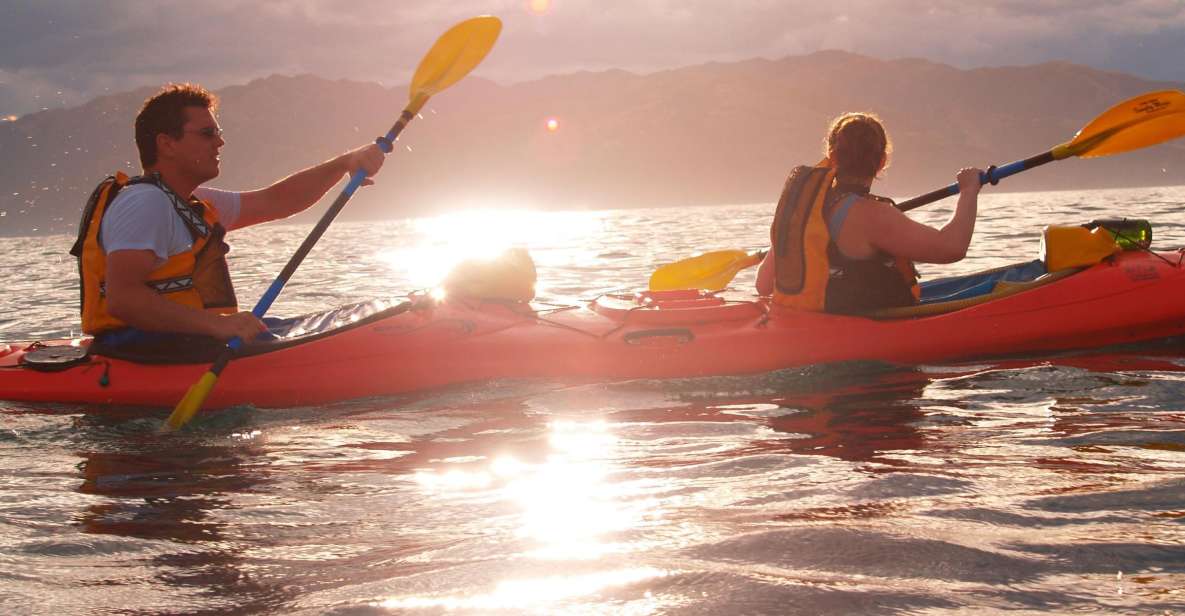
[512,420,651,560]
[378,567,668,612]
[403,419,671,611]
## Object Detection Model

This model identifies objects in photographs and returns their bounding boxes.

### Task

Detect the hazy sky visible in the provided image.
[1,0,1183,118]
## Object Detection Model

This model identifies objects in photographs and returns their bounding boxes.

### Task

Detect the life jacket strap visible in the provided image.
[140,172,211,238]
[97,275,195,297]
[149,275,197,294]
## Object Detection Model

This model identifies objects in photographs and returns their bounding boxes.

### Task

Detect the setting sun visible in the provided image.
[377,207,609,290]
[527,0,553,16]
[546,117,559,132]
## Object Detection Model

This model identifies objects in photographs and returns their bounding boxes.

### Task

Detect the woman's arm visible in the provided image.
[755,250,774,295]
[844,167,982,264]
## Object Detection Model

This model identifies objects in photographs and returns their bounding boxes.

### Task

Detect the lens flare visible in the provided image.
[527,0,552,15]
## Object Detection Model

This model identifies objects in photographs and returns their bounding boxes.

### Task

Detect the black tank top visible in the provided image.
[822,184,917,315]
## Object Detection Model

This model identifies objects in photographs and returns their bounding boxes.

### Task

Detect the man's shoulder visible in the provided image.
[193,186,242,229]
[193,185,239,199]
[105,182,174,224]
[110,182,167,206]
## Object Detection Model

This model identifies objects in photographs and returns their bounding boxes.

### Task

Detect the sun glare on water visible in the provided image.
[378,206,609,290]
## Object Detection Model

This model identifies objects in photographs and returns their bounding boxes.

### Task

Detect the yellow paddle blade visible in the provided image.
[1060,90,1185,159]
[649,249,764,292]
[408,16,502,112]
[164,371,219,431]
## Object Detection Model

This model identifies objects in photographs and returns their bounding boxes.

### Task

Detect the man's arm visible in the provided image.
[233,143,386,229]
[105,249,266,342]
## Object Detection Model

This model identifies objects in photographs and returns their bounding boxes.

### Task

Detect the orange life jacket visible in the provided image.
[69,172,238,335]
[769,159,919,313]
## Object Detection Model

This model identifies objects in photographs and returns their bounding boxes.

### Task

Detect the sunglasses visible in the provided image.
[182,126,224,139]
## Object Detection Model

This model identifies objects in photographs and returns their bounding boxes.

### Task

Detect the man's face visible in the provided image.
[168,106,225,183]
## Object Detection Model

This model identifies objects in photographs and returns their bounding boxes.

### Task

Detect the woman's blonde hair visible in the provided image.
[824,112,892,179]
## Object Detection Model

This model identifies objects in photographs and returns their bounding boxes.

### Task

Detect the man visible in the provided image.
[70,83,384,354]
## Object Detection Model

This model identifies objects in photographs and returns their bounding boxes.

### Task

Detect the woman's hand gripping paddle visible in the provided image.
[650,89,1185,292]
[165,16,503,430]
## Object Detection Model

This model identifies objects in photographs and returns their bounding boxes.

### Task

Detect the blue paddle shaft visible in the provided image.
[896,150,1056,212]
[929,161,1026,200]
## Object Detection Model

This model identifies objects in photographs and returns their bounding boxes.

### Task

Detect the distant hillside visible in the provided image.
[1,51,1182,237]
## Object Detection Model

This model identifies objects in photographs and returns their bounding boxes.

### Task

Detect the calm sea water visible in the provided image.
[2,186,1185,615]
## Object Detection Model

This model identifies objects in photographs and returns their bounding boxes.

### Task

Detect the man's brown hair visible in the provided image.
[134,83,218,168]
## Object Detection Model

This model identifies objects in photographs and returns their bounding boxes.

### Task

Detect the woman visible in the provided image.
[756,112,983,314]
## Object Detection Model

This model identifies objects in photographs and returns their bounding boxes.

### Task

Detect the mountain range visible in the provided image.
[1,50,1182,237]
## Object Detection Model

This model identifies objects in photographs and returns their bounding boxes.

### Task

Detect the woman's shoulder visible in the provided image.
[849,195,901,220]
[838,196,912,248]
[833,194,898,228]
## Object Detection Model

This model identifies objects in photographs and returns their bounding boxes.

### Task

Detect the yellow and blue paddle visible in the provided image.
[165,16,503,431]
[651,89,1185,291]
[896,89,1185,211]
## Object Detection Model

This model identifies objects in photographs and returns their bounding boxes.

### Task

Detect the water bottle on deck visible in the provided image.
[1085,218,1152,251]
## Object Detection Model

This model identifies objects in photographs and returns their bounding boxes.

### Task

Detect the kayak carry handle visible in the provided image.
[623,328,696,346]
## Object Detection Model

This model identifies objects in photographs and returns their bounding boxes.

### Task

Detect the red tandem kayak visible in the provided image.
[1,250,1183,409]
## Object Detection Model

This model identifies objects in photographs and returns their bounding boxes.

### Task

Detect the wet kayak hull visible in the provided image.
[1,251,1183,409]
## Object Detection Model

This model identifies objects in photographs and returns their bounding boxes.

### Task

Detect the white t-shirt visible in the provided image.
[100,183,242,266]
